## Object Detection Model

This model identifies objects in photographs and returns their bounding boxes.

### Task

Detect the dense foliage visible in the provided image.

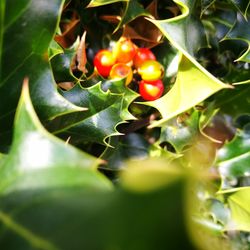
[0,0,250,249]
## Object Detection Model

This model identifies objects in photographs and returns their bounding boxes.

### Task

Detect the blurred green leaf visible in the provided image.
[217,128,250,189]
[0,158,200,250]
[225,14,250,63]
[0,81,112,194]
[0,0,83,149]
[228,0,250,18]
[157,110,200,153]
[220,187,250,232]
[201,0,216,17]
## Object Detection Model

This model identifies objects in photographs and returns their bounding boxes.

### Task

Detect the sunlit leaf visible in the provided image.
[145,54,229,128]
[219,187,250,231]
[0,81,112,194]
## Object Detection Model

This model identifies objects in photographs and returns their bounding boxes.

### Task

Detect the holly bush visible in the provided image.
[0,0,250,249]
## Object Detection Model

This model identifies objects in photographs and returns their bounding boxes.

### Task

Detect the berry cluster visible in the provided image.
[93,37,164,101]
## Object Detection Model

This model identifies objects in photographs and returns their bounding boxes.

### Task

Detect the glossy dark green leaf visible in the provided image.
[225,14,250,62]
[214,84,250,118]
[217,128,250,189]
[0,82,112,194]
[114,0,152,31]
[150,0,207,57]
[50,80,138,146]
[0,0,83,149]
[229,0,250,18]
[157,110,200,153]
[101,133,150,170]
[200,0,216,16]
[50,44,76,83]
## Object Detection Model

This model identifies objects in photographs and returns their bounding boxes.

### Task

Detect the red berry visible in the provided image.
[93,49,115,78]
[109,63,133,85]
[133,48,156,68]
[113,37,137,64]
[139,79,164,101]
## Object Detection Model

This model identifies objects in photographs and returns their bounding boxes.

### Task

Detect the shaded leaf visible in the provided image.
[0,0,83,148]
[0,80,111,194]
[214,84,250,119]
[114,0,152,32]
[157,110,200,153]
[54,13,80,48]
[50,80,138,146]
[229,0,250,18]
[225,14,250,63]
[217,128,250,189]
[101,133,150,170]
[200,0,216,17]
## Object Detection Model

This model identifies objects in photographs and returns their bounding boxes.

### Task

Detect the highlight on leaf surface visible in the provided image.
[0,79,112,194]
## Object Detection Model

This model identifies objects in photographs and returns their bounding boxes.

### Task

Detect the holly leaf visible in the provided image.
[101,133,150,170]
[49,80,138,146]
[224,14,250,63]
[87,0,126,8]
[214,84,250,119]
[114,0,152,32]
[200,0,216,17]
[0,80,111,194]
[0,0,83,148]
[217,128,250,189]
[157,110,200,153]
[145,54,229,128]
[139,0,230,127]
[219,187,250,232]
[228,0,250,18]
[0,166,197,250]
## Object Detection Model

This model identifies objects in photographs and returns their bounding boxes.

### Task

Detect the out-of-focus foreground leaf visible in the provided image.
[0,158,208,250]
